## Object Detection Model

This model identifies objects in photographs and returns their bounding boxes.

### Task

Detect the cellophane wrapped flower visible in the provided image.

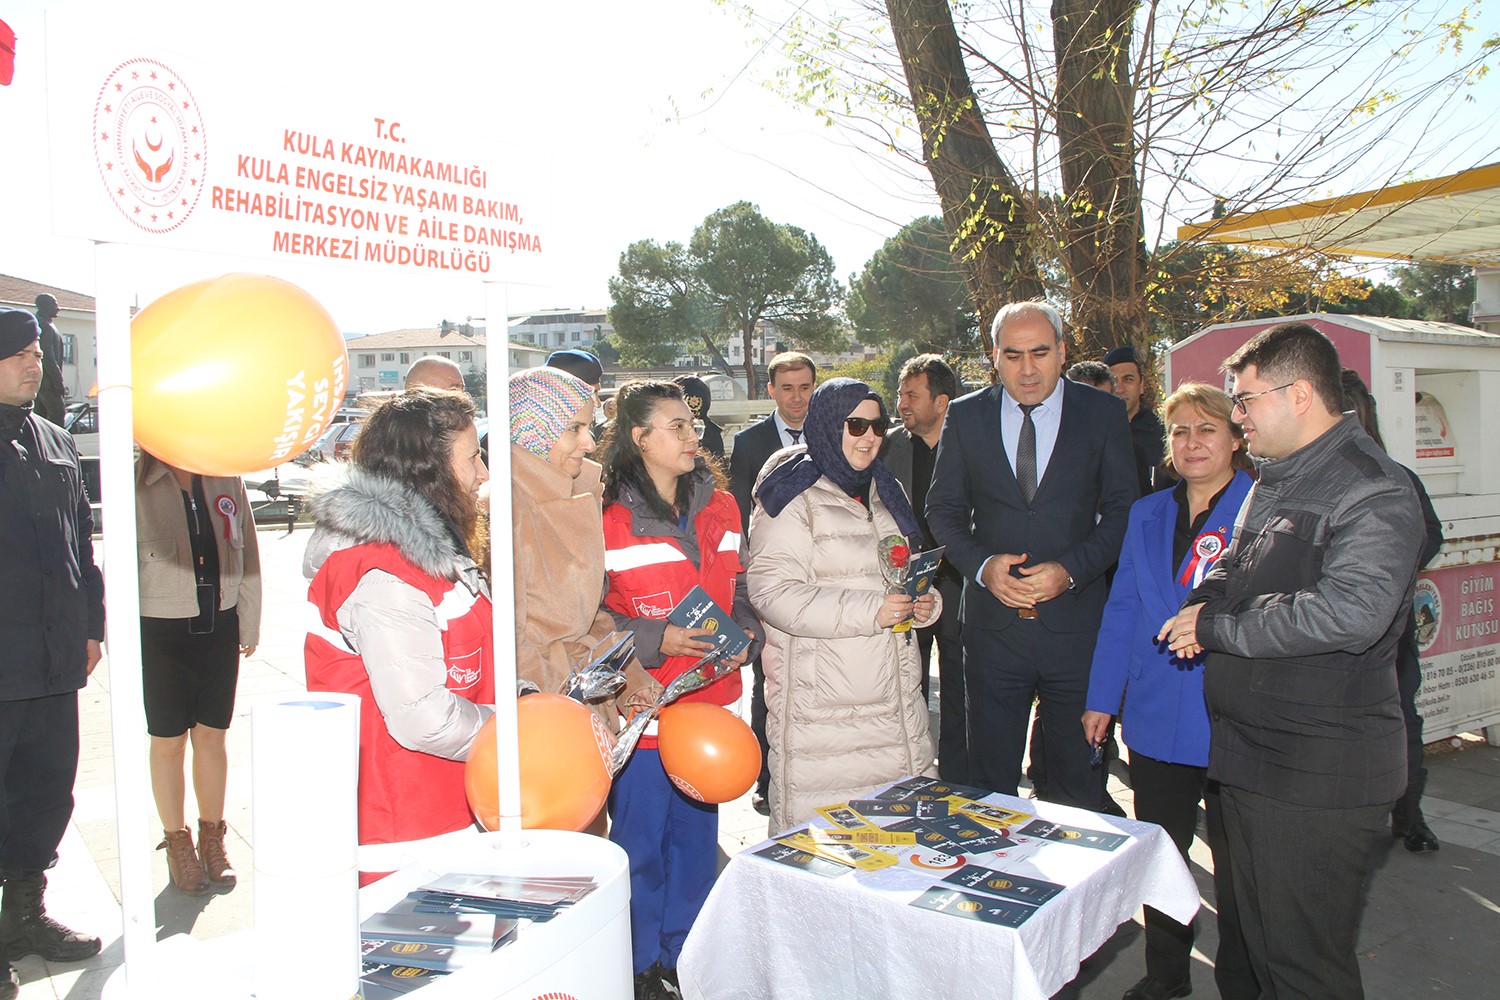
[878,534,915,634]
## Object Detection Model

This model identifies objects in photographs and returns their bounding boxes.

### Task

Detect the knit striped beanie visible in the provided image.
[509,366,594,457]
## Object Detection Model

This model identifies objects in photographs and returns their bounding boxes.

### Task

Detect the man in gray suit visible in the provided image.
[928,302,1138,807]
[882,354,968,782]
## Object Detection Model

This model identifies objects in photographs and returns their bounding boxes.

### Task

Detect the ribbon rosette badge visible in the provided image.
[878,534,915,635]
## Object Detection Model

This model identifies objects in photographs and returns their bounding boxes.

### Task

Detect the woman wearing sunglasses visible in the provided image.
[748,378,938,832]
[597,380,759,1000]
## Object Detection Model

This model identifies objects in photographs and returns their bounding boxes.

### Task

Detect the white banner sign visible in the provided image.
[45,7,553,284]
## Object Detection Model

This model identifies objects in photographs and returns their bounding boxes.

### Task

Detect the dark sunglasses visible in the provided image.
[844,416,887,438]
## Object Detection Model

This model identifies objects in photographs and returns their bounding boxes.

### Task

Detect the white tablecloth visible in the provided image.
[679,789,1198,1000]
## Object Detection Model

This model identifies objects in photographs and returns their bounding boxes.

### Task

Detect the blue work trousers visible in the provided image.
[608,748,718,975]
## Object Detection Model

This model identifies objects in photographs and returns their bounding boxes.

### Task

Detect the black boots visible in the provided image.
[0,874,101,964]
[1391,774,1440,853]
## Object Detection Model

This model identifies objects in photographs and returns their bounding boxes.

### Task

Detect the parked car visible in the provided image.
[295,419,364,465]
[64,401,102,502]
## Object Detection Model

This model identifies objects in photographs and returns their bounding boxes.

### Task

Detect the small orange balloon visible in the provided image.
[132,273,348,475]
[657,703,762,804]
[466,694,615,832]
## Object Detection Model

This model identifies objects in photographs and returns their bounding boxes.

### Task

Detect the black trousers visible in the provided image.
[916,573,967,784]
[0,693,81,880]
[1396,628,1426,784]
[964,624,1099,808]
[1214,783,1390,1000]
[750,655,770,794]
[1129,751,1208,983]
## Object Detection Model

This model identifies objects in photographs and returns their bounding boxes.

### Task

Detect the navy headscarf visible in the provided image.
[755,377,920,538]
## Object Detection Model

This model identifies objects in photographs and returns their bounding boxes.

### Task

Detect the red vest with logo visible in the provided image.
[304,541,494,848]
[602,491,744,746]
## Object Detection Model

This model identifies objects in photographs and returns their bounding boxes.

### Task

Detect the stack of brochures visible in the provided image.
[750,776,1131,930]
[358,872,597,997]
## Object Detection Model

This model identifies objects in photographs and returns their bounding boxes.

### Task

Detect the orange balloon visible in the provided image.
[465,694,615,832]
[132,273,348,475]
[657,703,762,804]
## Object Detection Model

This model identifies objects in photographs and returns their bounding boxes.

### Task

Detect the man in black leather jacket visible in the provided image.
[1162,322,1423,1000]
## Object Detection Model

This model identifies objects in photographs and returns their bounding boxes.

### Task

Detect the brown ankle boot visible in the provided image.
[197,819,237,889]
[158,828,210,894]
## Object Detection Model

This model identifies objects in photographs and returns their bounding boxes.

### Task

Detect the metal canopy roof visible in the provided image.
[1177,163,1500,265]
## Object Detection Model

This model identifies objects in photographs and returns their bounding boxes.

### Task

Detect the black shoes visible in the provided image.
[1,957,17,1000]
[633,961,682,1000]
[1121,974,1192,1000]
[0,874,101,964]
[1391,776,1440,853]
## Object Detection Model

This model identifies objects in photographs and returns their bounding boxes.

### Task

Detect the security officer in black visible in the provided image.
[0,308,105,1000]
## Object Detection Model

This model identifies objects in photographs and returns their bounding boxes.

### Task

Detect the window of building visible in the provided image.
[62,334,76,365]
[359,354,375,368]
[571,331,581,341]
[399,352,410,364]
[381,353,396,362]
[458,351,472,362]
[438,351,451,359]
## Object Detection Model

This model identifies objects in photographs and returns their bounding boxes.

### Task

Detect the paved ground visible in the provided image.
[12,526,1500,998]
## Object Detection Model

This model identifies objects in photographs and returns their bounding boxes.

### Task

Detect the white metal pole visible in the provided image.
[483,282,525,842]
[92,241,159,996]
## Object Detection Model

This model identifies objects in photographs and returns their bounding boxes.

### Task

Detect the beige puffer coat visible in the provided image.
[748,449,937,833]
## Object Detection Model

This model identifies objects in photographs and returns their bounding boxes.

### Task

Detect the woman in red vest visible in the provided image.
[303,389,493,876]
[599,380,759,1000]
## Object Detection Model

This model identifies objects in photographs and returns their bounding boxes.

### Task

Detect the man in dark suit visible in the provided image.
[882,354,968,782]
[928,302,1138,808]
[728,351,816,814]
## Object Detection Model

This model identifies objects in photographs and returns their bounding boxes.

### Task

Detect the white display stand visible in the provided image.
[103,830,631,1000]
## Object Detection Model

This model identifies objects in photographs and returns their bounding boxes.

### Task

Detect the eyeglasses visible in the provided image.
[1229,382,1295,414]
[844,416,887,438]
[648,420,698,440]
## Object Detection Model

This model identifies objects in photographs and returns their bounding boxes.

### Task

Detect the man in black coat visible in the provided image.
[928,303,1138,808]
[728,352,815,814]
[1104,344,1168,494]
[882,354,968,781]
[0,309,106,999]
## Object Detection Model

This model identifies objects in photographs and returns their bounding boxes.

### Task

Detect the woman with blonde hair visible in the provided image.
[1082,381,1254,1000]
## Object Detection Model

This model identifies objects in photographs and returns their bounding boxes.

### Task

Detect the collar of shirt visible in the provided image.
[1000,378,1066,482]
[772,410,804,448]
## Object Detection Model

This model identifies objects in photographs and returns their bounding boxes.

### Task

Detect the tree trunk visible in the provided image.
[740,320,759,398]
[1051,0,1151,363]
[696,332,734,376]
[887,0,1045,361]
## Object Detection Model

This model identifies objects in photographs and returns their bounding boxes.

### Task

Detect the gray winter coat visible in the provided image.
[748,447,937,833]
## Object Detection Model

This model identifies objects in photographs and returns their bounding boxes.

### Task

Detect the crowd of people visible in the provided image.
[0,294,1441,1000]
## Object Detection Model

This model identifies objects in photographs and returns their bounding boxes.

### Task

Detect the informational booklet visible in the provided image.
[666,585,752,660]
[361,936,509,972]
[360,899,517,947]
[908,887,1038,928]
[940,864,1064,906]
[1017,819,1130,852]
[418,872,593,906]
[848,797,951,820]
[751,842,854,879]
[903,545,946,600]
[359,959,451,997]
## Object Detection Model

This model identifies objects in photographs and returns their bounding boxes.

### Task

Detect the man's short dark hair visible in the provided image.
[898,354,959,401]
[1223,322,1342,415]
[1067,360,1115,390]
[767,351,816,384]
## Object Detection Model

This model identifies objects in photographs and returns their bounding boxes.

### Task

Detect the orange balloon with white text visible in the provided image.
[466,695,615,832]
[132,274,347,475]
[657,703,761,804]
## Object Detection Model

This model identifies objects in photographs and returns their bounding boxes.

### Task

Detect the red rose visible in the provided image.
[889,544,910,568]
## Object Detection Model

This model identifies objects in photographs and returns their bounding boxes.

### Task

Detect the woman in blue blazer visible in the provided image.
[1083,382,1255,1000]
